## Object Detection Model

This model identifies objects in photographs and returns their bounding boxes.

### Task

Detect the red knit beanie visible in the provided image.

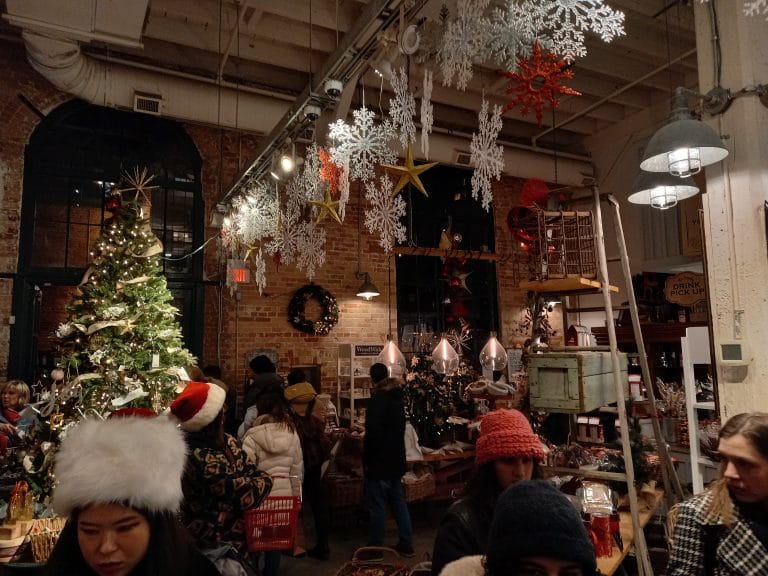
[475,408,545,466]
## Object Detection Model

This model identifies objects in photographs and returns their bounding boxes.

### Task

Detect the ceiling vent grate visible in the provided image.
[133,92,163,116]
[455,150,472,165]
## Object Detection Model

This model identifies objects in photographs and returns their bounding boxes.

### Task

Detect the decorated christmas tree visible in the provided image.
[54,169,194,416]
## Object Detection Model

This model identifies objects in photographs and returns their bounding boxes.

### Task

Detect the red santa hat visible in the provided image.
[52,415,187,516]
[170,381,226,432]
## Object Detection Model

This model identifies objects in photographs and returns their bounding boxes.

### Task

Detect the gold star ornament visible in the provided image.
[310,188,342,224]
[383,144,439,198]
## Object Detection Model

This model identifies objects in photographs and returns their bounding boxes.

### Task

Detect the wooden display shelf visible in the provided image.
[519,277,618,294]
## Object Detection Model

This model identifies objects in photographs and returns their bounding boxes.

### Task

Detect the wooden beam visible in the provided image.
[519,277,619,293]
[391,246,500,261]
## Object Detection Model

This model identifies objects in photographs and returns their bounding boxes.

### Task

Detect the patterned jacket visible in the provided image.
[181,434,272,553]
[667,480,768,575]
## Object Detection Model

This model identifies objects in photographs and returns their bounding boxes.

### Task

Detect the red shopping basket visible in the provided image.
[244,496,302,552]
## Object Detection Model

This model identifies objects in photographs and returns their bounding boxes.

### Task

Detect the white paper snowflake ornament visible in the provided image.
[265,200,302,266]
[439,0,492,90]
[470,98,505,211]
[364,174,407,253]
[253,247,267,295]
[539,0,625,60]
[487,0,551,71]
[328,106,397,182]
[388,67,417,150]
[296,220,327,281]
[231,182,279,245]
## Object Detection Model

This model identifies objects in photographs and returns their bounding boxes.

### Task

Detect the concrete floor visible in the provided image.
[277,500,449,576]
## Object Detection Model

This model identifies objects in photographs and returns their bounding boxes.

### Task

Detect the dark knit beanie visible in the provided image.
[475,409,545,466]
[485,480,597,575]
[370,362,389,384]
[250,355,276,374]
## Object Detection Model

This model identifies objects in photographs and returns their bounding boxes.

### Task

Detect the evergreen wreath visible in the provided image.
[288,284,339,336]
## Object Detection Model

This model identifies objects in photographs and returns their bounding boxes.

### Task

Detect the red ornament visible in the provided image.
[498,41,581,126]
[520,178,550,208]
[105,194,122,211]
[319,147,341,195]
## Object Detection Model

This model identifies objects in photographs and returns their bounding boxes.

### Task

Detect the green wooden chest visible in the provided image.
[528,351,627,413]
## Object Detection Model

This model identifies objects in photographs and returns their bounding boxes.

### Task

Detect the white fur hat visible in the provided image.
[53,415,187,517]
[169,381,226,432]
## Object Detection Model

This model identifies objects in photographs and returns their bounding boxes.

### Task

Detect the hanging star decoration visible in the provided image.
[310,188,342,224]
[499,41,581,127]
[382,144,439,198]
[116,167,159,206]
[318,147,341,195]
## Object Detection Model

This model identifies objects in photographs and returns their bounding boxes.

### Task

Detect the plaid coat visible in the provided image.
[667,482,768,576]
[181,434,272,553]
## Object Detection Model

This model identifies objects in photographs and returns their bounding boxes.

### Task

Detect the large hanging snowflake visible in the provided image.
[300,142,323,203]
[328,106,397,182]
[700,0,768,20]
[539,0,625,60]
[439,0,491,90]
[486,0,552,71]
[500,41,581,126]
[265,201,302,266]
[231,182,279,245]
[364,174,407,253]
[337,158,351,222]
[295,219,327,281]
[253,247,267,295]
[470,98,505,211]
[420,69,434,160]
[388,67,417,149]
[743,0,768,19]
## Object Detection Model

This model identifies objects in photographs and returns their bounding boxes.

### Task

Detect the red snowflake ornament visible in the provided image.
[499,41,581,126]
[318,147,341,195]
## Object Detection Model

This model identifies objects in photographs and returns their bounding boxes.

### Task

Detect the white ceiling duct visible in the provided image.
[21,30,289,134]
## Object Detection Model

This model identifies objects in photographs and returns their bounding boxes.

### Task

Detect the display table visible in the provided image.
[409,450,475,501]
[597,489,664,576]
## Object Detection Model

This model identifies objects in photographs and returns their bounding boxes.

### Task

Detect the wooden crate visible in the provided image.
[528,352,627,413]
[537,210,597,279]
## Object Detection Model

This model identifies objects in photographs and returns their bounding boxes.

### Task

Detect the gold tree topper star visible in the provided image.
[382,144,439,198]
[310,188,342,224]
[116,167,159,206]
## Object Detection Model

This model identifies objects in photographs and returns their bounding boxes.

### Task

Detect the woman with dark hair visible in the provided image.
[242,389,303,576]
[170,382,273,562]
[44,414,219,576]
[667,411,768,575]
[431,409,545,576]
[439,480,597,576]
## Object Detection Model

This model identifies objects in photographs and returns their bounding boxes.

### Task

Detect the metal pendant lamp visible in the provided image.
[628,171,699,210]
[640,87,729,178]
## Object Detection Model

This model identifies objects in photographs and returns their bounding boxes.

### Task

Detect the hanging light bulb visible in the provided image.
[431,335,459,375]
[479,331,507,371]
[376,335,406,377]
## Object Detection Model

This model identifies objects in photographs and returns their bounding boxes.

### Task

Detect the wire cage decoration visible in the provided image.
[508,206,598,283]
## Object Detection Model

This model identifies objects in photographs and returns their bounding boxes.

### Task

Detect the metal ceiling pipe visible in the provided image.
[21,30,290,134]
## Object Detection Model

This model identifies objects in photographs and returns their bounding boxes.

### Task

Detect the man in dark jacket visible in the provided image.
[362,362,414,559]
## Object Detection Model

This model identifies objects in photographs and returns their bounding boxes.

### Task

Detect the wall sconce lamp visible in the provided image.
[356,272,380,301]
[640,87,729,178]
[628,170,700,210]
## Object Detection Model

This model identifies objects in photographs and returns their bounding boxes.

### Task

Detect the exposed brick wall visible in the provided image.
[0,38,550,394]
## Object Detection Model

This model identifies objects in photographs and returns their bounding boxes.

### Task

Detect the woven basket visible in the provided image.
[29,517,66,563]
[324,474,364,507]
[403,472,436,502]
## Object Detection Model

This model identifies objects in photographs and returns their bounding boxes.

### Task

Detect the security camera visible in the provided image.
[324,79,343,99]
[304,104,321,121]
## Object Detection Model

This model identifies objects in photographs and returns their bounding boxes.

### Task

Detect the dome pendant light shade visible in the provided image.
[479,331,508,371]
[640,87,729,177]
[431,335,459,375]
[356,273,380,300]
[628,171,699,210]
[376,335,406,377]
